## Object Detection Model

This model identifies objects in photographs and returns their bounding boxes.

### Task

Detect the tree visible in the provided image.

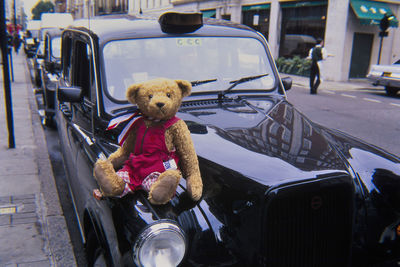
[31,1,55,20]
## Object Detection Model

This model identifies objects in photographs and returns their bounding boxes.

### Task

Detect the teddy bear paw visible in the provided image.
[187,183,203,201]
[93,189,104,200]
[148,170,180,205]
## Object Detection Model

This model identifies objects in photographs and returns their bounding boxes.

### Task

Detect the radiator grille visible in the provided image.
[261,176,354,267]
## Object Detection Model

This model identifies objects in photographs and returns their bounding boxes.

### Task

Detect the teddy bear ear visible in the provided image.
[175,79,192,97]
[126,83,141,104]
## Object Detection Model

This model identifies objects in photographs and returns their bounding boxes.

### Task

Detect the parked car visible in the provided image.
[367,59,400,96]
[23,20,40,57]
[30,41,44,88]
[56,12,400,267]
[39,28,62,126]
[23,35,39,58]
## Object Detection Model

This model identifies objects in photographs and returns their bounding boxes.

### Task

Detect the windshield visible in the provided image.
[51,37,61,59]
[103,37,276,101]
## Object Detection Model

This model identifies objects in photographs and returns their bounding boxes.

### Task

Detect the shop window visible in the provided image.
[221,14,231,21]
[97,0,106,14]
[201,9,216,18]
[111,0,128,13]
[242,4,270,41]
[279,1,327,59]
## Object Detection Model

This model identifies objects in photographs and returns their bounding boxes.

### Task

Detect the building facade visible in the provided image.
[65,0,129,18]
[69,0,400,82]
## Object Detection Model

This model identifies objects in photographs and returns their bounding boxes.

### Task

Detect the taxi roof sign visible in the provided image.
[158,12,203,33]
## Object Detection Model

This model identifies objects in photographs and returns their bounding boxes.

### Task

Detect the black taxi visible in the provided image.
[39,28,63,126]
[55,12,400,267]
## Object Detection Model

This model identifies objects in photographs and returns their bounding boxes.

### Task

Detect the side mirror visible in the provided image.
[57,85,83,103]
[281,76,292,91]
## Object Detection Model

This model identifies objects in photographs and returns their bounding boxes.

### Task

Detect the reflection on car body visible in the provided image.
[55,12,400,267]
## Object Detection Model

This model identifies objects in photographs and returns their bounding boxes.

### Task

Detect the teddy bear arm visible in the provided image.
[108,128,137,169]
[171,121,203,201]
[92,128,138,197]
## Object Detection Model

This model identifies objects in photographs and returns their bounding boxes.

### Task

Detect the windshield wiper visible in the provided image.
[191,78,217,87]
[218,73,269,100]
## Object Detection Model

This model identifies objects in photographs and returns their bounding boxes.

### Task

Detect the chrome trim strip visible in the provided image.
[72,123,94,145]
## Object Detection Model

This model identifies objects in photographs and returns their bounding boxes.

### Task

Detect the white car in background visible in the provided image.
[367,59,400,96]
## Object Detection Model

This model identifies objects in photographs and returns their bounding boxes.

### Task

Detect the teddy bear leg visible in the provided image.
[93,160,126,197]
[148,170,181,205]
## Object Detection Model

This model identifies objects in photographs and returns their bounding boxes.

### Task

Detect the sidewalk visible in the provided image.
[0,51,76,266]
[286,73,377,91]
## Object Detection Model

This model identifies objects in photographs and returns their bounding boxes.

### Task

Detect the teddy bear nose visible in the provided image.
[156,102,165,108]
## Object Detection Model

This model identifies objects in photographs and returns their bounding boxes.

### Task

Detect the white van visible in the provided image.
[40,13,74,40]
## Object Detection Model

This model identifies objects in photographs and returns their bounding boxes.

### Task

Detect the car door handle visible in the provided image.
[60,103,72,118]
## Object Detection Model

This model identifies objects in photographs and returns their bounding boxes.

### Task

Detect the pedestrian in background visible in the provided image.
[12,32,21,54]
[308,38,326,94]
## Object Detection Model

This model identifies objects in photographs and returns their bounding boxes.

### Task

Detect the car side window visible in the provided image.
[72,40,91,101]
[62,36,73,84]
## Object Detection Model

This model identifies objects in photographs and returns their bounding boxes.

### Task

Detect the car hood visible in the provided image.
[178,96,349,186]
[121,95,400,265]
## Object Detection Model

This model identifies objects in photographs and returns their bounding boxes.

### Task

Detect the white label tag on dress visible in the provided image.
[163,158,178,170]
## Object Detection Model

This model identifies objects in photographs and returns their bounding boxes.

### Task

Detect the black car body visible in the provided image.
[39,28,62,126]
[55,13,400,267]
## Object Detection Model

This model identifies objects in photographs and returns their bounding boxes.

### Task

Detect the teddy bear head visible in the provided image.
[126,78,192,120]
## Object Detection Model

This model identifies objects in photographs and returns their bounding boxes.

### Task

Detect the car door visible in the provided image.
[57,32,96,217]
[57,33,77,185]
[69,34,100,219]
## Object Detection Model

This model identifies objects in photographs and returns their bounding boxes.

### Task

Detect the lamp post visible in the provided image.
[1,0,16,148]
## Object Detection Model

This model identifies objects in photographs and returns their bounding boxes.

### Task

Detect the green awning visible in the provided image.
[242,4,271,11]
[350,0,398,27]
[201,10,216,18]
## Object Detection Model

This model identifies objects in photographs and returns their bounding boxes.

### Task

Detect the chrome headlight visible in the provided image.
[133,221,186,267]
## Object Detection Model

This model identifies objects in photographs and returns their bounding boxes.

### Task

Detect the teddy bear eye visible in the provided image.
[148,95,153,99]
[166,93,171,98]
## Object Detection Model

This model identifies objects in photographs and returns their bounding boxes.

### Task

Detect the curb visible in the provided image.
[24,58,77,266]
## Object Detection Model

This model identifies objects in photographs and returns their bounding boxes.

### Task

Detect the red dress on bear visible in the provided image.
[117,116,181,196]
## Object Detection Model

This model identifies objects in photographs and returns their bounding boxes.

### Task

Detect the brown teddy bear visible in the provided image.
[93,78,203,205]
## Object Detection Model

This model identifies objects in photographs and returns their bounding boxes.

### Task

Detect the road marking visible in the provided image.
[0,206,17,215]
[324,90,335,94]
[363,98,382,103]
[390,102,400,107]
[341,93,356,98]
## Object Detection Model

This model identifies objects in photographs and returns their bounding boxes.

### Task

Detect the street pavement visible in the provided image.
[0,51,76,266]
